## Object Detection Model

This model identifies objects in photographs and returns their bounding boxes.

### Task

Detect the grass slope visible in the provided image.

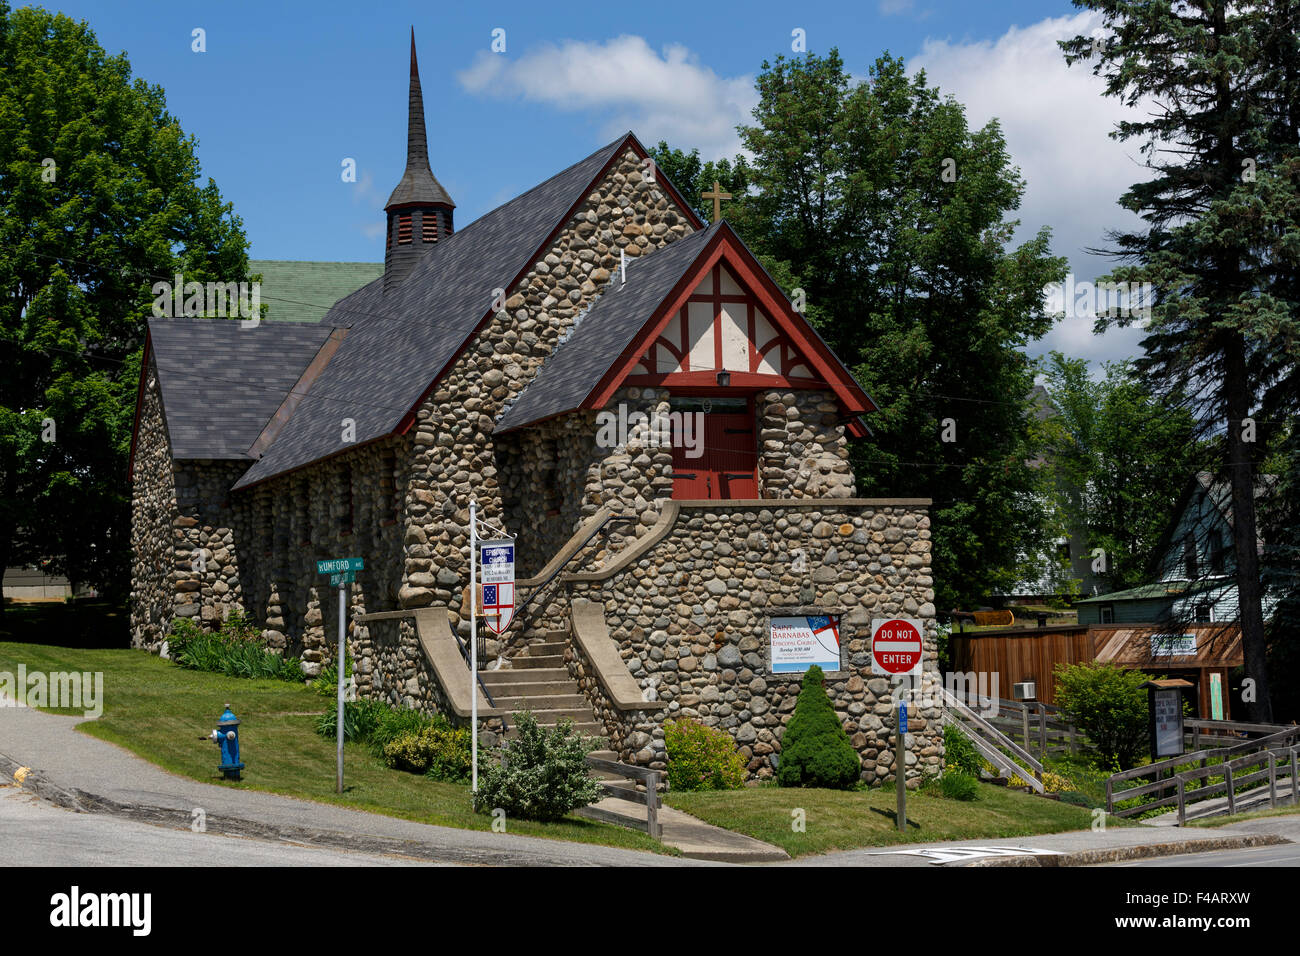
[0,643,669,855]
[667,783,1101,858]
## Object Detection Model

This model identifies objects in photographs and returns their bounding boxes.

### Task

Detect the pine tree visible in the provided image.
[1063,1,1300,721]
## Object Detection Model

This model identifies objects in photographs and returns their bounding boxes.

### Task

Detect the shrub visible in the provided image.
[315,698,386,742]
[1059,790,1093,808]
[381,716,472,783]
[168,612,303,682]
[937,772,980,801]
[473,712,603,821]
[664,718,747,791]
[313,655,354,697]
[943,722,984,777]
[776,665,861,790]
[1053,661,1149,770]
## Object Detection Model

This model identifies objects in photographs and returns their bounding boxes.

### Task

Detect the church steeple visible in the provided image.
[384,29,455,292]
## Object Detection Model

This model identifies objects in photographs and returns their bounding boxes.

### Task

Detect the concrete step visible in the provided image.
[502,705,599,724]
[489,694,589,711]
[502,721,606,741]
[479,667,570,684]
[479,679,576,697]
[512,653,566,669]
[520,641,566,658]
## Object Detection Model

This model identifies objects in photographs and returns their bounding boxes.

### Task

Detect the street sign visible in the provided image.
[329,571,355,587]
[871,618,923,676]
[317,557,364,574]
[480,538,515,635]
[898,700,908,734]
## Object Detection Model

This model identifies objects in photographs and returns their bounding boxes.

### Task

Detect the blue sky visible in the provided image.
[48,0,1150,363]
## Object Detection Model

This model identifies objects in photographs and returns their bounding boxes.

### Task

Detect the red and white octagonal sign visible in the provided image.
[871,618,924,676]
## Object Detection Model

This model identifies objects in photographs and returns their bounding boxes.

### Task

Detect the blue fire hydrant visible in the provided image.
[209,704,244,780]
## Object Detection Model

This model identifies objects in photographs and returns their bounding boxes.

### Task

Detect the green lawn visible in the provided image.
[666,781,1103,857]
[1188,805,1300,827]
[0,642,670,855]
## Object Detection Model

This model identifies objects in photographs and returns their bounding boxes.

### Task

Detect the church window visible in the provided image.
[1183,533,1198,579]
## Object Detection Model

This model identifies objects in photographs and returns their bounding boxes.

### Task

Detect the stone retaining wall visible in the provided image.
[565,500,942,785]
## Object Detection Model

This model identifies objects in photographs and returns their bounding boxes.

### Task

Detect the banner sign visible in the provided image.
[1151,632,1197,657]
[480,539,516,635]
[769,615,841,673]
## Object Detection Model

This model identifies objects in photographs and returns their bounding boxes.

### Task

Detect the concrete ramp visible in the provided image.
[408,608,500,719]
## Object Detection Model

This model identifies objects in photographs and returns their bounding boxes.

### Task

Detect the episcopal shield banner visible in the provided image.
[479,539,516,635]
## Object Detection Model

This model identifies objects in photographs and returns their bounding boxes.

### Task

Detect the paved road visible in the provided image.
[0,786,435,866]
[1109,842,1300,867]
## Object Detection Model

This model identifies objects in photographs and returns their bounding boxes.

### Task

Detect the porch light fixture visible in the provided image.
[716,370,731,387]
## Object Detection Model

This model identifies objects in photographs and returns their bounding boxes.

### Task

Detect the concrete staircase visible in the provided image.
[480,633,606,740]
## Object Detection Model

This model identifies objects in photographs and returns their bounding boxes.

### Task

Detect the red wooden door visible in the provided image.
[671,404,757,499]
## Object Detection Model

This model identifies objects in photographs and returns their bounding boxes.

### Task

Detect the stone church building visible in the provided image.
[129,36,943,783]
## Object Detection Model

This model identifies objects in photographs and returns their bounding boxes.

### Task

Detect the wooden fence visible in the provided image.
[1105,727,1300,822]
[580,756,662,839]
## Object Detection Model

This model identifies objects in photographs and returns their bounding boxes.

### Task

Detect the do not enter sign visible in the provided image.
[871,618,923,676]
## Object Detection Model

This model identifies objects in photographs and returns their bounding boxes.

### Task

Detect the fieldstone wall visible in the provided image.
[130,364,251,650]
[400,147,695,657]
[758,390,854,499]
[564,500,942,785]
[129,364,180,650]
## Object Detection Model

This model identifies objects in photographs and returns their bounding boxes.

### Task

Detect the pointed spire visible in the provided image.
[405,27,429,171]
[385,28,454,211]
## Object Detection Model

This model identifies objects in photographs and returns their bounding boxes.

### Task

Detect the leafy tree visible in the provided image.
[1040,352,1201,593]
[776,665,861,789]
[663,50,1067,610]
[0,3,250,609]
[1053,661,1150,771]
[1062,1,1300,721]
[472,712,604,821]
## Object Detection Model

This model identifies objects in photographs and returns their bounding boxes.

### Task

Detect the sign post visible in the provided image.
[896,698,908,831]
[470,500,478,795]
[316,557,363,793]
[872,618,923,831]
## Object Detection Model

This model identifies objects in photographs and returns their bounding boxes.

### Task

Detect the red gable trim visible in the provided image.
[395,132,706,436]
[585,223,875,431]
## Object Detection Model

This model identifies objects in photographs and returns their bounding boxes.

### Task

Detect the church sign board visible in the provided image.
[479,539,516,635]
[769,615,842,673]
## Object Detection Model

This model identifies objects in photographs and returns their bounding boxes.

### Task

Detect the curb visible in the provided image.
[965,834,1290,866]
[0,749,694,867]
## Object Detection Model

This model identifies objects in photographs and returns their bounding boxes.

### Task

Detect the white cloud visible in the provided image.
[457,35,756,159]
[910,11,1156,364]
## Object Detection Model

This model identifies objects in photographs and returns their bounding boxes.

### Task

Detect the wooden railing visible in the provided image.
[581,756,662,839]
[947,693,1087,759]
[1106,727,1300,821]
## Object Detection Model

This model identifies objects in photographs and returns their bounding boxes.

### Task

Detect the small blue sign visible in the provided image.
[899,701,908,734]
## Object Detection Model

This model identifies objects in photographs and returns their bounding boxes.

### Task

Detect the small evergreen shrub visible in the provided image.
[776,665,861,789]
[937,772,980,801]
[382,716,472,782]
[473,712,603,821]
[664,718,747,791]
[943,722,984,777]
[168,613,303,681]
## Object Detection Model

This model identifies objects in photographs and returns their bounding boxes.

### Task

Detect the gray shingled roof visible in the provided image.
[231,133,635,490]
[149,318,334,459]
[496,222,722,432]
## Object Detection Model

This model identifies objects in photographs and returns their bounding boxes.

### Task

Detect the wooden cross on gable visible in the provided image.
[701,180,732,222]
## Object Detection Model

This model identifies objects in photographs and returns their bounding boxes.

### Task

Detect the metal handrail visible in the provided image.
[489,512,634,657]
[449,627,507,734]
